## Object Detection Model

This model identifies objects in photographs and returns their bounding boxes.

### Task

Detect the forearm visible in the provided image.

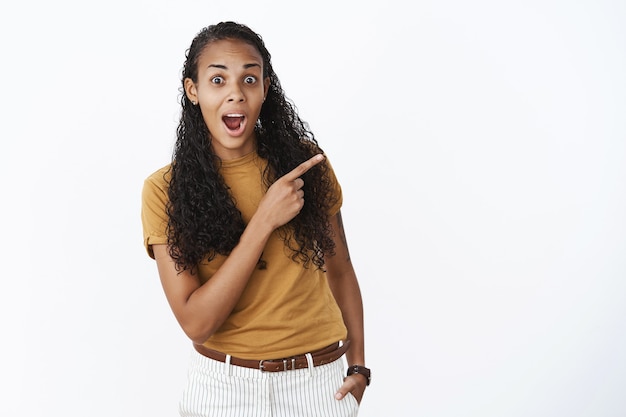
[156,217,274,344]
[189,221,273,336]
[325,211,366,365]
[331,273,366,366]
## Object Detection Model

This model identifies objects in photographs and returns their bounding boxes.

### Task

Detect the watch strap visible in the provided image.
[346,364,371,386]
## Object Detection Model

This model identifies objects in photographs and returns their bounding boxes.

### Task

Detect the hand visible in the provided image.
[335,374,367,404]
[254,154,324,230]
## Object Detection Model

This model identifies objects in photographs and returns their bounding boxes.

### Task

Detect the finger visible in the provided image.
[294,178,304,189]
[283,154,324,181]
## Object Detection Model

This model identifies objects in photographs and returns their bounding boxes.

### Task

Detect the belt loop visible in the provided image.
[224,354,232,376]
[305,352,314,377]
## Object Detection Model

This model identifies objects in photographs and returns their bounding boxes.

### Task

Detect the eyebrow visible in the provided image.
[207,63,262,70]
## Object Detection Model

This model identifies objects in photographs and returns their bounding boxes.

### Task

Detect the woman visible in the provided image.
[141,21,369,416]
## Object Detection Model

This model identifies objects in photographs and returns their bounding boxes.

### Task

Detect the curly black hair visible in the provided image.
[166,21,338,273]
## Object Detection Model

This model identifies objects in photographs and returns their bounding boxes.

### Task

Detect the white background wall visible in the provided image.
[1,1,625,416]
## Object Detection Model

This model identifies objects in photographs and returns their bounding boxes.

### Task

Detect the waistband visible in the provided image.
[193,340,350,372]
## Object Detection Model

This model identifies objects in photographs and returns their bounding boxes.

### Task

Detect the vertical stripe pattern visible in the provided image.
[179,348,359,417]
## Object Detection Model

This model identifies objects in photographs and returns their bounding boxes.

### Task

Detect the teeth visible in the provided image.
[225,113,244,117]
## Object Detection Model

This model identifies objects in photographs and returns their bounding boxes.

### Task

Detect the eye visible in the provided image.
[211,76,224,84]
[244,75,257,84]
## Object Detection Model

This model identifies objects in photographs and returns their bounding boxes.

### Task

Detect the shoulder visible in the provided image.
[320,156,343,215]
[141,164,172,258]
[142,163,172,206]
[143,163,172,190]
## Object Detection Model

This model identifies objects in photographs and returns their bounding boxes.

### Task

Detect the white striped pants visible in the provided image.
[179,348,360,417]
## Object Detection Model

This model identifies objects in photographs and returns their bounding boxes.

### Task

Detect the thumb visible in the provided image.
[334,387,349,401]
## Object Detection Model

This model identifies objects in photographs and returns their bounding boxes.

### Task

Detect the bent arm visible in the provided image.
[153,216,273,344]
[325,210,365,368]
[152,154,325,345]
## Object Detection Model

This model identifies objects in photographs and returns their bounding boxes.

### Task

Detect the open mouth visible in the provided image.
[223,114,245,132]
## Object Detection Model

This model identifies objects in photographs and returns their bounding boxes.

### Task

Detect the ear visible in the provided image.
[263,77,270,101]
[184,78,198,104]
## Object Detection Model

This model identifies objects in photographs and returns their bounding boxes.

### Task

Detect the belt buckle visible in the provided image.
[259,359,285,372]
[258,358,292,372]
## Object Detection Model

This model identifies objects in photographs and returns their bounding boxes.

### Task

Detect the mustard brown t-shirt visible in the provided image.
[141,151,347,359]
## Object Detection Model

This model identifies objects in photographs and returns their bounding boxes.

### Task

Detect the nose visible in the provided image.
[227,83,245,102]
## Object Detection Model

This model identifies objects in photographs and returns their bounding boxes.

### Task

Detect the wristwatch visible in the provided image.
[346,365,371,386]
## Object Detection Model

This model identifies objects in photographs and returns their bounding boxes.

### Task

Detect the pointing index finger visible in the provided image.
[284,154,325,181]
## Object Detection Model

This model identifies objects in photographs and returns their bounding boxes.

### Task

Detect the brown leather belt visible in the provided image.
[193,340,350,372]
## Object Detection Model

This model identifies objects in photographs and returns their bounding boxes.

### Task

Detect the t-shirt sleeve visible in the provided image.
[325,158,343,216]
[141,170,170,259]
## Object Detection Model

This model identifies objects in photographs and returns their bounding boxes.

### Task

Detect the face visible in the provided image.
[185,39,270,160]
